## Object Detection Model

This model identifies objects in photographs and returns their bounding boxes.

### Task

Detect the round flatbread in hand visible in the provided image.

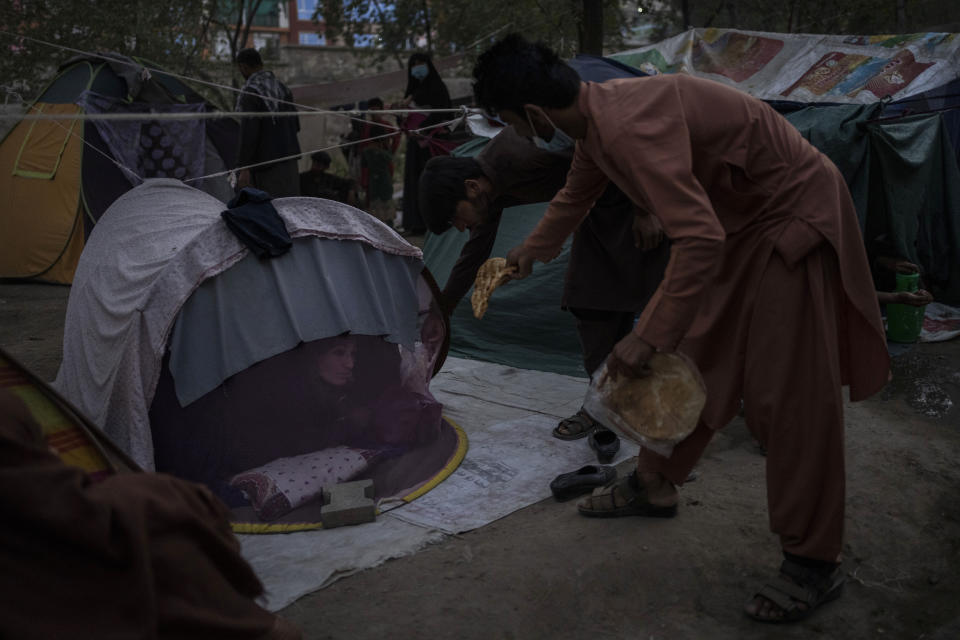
[471,257,516,319]
[605,352,706,442]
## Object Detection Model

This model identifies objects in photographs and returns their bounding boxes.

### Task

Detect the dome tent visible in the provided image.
[0,54,237,284]
[54,180,463,531]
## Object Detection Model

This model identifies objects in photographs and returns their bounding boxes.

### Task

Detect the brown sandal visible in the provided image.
[577,473,678,518]
[745,559,845,623]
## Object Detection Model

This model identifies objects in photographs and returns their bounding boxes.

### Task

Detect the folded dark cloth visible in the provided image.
[221,187,292,258]
[0,386,281,638]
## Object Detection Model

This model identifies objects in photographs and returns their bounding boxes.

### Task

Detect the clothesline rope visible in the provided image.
[28,103,463,187]
[0,29,471,129]
[17,80,466,188]
[184,114,464,183]
[0,27,495,187]
[0,105,477,122]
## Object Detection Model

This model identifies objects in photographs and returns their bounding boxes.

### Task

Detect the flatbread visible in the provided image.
[602,352,706,443]
[471,257,516,319]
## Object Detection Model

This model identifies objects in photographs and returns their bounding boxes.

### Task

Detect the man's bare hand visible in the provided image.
[877,255,920,274]
[236,169,252,190]
[604,333,655,382]
[896,289,934,306]
[632,212,664,251]
[505,245,535,280]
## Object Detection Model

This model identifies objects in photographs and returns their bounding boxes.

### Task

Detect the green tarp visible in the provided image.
[784,106,960,303]
[423,203,584,377]
[425,107,960,377]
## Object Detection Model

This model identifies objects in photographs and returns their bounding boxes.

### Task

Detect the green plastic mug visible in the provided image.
[886,272,925,343]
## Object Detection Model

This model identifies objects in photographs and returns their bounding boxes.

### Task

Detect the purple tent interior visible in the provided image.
[149,266,463,532]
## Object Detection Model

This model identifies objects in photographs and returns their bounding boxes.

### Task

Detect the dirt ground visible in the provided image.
[2,280,959,639]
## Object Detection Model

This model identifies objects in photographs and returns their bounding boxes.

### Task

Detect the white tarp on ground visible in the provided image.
[390,359,638,533]
[240,357,639,611]
[240,517,445,612]
[610,28,960,104]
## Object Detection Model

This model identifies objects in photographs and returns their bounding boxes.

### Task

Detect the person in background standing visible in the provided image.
[362,137,398,227]
[356,97,399,218]
[400,52,452,235]
[235,48,301,197]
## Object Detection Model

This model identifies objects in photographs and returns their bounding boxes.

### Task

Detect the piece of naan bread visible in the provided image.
[603,352,706,442]
[471,257,516,319]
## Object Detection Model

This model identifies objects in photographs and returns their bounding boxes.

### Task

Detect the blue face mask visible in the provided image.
[411,64,429,80]
[527,109,574,153]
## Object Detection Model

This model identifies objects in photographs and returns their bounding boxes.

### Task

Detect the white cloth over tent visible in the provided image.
[54,179,422,470]
[610,28,960,104]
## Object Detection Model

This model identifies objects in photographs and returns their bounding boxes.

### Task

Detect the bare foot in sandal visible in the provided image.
[553,407,599,440]
[744,558,845,623]
[577,471,678,517]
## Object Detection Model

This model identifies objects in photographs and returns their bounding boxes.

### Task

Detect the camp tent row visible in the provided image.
[424,27,960,377]
[0,54,237,284]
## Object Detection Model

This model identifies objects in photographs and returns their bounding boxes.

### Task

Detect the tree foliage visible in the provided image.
[316,0,627,64]
[0,0,216,102]
[207,0,268,66]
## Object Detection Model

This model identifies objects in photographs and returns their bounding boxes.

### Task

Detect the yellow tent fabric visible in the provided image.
[0,348,136,477]
[0,102,85,283]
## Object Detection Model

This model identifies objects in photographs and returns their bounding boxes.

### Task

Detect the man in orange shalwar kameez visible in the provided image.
[473,35,890,623]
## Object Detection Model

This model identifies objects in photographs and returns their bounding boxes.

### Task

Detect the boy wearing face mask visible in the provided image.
[418,126,668,441]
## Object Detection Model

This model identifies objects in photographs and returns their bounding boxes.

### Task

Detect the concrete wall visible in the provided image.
[279,46,404,86]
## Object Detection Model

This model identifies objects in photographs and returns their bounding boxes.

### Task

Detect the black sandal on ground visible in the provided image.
[552,408,599,440]
[550,465,617,501]
[745,558,845,623]
[577,472,678,518]
[588,427,620,463]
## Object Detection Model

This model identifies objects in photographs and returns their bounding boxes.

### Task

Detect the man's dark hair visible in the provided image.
[418,156,486,235]
[236,48,263,67]
[311,151,331,166]
[367,97,384,109]
[472,34,580,116]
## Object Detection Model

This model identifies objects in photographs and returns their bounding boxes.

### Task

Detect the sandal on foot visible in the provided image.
[745,559,845,624]
[577,472,678,518]
[553,408,599,440]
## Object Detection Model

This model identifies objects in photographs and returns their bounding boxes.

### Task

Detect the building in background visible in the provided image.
[209,1,382,56]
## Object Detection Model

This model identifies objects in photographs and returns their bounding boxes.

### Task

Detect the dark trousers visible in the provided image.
[569,307,636,379]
